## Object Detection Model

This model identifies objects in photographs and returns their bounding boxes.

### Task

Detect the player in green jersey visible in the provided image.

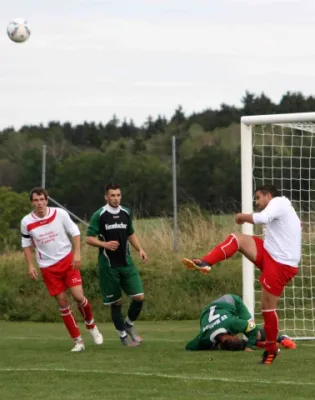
[185,294,296,352]
[86,183,148,346]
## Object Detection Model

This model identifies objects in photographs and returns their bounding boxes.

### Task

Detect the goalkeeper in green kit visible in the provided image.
[186,294,296,351]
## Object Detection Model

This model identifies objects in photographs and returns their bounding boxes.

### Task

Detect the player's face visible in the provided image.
[31,193,48,216]
[105,189,122,208]
[218,334,242,350]
[254,191,271,211]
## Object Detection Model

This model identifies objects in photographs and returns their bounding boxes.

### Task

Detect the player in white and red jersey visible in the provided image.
[21,187,103,352]
[181,184,301,365]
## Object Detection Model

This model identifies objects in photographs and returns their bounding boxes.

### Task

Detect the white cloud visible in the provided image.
[1,0,315,129]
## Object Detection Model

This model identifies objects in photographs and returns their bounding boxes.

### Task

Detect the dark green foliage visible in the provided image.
[0,90,314,252]
[0,256,243,322]
[0,188,30,252]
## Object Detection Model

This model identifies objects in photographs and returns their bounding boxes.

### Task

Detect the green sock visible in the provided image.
[111,304,125,332]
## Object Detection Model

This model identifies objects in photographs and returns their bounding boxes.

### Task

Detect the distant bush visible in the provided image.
[0,208,243,321]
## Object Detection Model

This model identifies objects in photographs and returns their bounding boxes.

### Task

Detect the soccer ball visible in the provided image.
[7,18,31,43]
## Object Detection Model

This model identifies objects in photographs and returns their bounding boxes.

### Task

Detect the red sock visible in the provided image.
[203,234,239,265]
[77,297,95,329]
[262,309,278,353]
[60,306,81,339]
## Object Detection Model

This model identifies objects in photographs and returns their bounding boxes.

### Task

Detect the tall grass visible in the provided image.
[0,208,243,322]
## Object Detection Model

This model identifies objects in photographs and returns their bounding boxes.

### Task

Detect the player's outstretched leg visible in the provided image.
[181,234,239,274]
[181,258,211,274]
[77,297,103,345]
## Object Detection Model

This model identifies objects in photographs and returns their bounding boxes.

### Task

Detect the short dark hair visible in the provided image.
[105,183,120,194]
[218,335,247,351]
[255,184,280,198]
[29,187,49,201]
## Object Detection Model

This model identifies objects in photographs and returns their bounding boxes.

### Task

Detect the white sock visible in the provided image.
[118,330,127,338]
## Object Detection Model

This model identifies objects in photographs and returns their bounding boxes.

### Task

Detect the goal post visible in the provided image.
[241,112,315,339]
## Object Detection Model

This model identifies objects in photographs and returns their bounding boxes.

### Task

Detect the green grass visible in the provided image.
[0,321,314,400]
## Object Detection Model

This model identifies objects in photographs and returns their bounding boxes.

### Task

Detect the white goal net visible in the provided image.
[241,112,315,340]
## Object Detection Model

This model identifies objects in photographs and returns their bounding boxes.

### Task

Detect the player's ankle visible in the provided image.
[125,316,134,327]
[265,341,277,353]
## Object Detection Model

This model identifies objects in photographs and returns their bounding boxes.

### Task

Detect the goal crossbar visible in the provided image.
[241,112,315,126]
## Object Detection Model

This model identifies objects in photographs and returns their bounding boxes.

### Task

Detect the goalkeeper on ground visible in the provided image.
[185,294,295,351]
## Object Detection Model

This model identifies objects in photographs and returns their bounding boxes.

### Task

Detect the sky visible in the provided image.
[2,0,315,130]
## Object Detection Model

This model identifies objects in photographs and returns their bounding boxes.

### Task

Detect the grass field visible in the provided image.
[0,321,314,400]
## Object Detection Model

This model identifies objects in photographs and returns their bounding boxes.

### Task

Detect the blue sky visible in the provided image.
[1,0,315,129]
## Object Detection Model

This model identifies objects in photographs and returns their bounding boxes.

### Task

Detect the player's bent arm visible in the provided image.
[232,318,258,349]
[128,233,143,252]
[253,199,284,224]
[235,213,254,225]
[86,236,107,249]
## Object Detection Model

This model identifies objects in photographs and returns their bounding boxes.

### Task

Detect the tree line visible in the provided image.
[0,90,314,252]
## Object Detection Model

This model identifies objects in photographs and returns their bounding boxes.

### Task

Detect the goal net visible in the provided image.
[241,112,315,340]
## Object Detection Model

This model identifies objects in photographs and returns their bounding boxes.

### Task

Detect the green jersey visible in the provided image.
[186,294,258,351]
[87,204,135,268]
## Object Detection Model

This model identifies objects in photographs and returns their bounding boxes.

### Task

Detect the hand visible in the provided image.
[139,249,148,263]
[104,241,119,251]
[235,213,245,225]
[244,347,254,352]
[28,265,38,280]
[72,253,81,269]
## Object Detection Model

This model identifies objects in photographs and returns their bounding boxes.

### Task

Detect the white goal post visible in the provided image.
[241,112,315,340]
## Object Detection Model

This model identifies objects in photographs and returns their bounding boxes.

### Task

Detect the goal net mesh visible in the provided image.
[253,122,315,339]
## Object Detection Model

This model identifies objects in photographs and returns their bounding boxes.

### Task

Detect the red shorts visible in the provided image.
[253,237,298,297]
[41,252,82,296]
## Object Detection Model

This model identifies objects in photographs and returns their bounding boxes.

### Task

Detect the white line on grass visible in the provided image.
[0,367,314,386]
[0,336,183,342]
[1,337,315,345]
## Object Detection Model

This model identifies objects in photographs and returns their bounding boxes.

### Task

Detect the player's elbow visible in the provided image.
[71,232,81,239]
[85,236,94,245]
[253,213,271,225]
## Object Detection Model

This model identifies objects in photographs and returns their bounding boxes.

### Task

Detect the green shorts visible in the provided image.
[99,262,144,305]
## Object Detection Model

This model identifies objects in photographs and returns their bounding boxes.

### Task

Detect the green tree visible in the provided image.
[53,149,127,218]
[179,146,241,212]
[0,187,30,251]
[113,154,173,216]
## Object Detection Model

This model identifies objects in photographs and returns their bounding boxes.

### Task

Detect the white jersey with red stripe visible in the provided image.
[21,207,80,268]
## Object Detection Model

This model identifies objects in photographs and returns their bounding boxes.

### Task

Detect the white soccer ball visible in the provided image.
[7,18,31,43]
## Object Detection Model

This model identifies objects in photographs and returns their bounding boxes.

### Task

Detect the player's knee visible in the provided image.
[58,299,69,309]
[55,292,69,309]
[232,232,246,247]
[111,300,122,308]
[132,294,144,302]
